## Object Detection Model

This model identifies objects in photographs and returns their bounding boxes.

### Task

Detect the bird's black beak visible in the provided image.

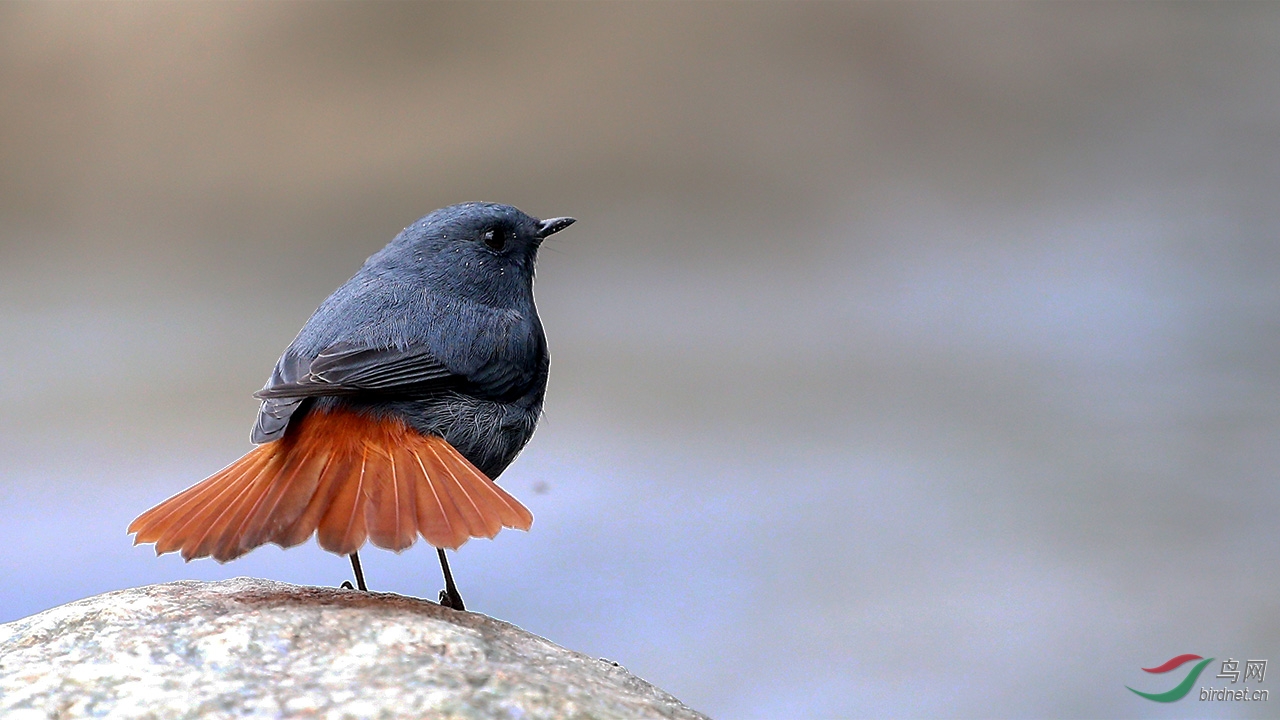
[535,217,576,238]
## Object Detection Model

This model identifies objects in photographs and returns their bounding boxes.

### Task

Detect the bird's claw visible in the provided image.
[438,588,465,611]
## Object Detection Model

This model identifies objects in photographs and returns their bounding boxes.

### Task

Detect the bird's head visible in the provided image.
[373,202,575,305]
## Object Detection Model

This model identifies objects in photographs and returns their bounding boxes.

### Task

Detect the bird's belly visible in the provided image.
[382,394,541,479]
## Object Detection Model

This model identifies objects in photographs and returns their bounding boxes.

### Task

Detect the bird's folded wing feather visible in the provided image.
[254,342,456,398]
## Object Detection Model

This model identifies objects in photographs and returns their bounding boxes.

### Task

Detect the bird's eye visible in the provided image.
[482,227,507,251]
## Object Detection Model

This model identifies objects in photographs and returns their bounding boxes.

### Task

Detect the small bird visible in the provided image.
[129,202,574,610]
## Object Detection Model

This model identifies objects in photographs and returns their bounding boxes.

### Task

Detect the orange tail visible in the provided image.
[127,408,533,562]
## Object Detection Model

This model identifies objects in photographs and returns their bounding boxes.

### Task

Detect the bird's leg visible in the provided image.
[347,551,368,592]
[437,548,465,611]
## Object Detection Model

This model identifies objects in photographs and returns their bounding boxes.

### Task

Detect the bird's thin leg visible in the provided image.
[437,548,465,611]
[347,551,368,592]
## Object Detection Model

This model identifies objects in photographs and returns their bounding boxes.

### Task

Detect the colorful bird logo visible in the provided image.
[1127,654,1214,702]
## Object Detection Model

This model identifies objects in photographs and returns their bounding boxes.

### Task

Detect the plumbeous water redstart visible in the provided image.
[130,202,576,610]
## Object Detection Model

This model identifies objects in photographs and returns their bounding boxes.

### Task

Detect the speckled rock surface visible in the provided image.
[0,578,709,720]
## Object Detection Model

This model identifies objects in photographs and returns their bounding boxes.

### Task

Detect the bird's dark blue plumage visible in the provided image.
[252,202,574,477]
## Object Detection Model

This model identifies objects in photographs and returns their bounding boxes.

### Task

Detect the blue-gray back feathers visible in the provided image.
[251,202,573,478]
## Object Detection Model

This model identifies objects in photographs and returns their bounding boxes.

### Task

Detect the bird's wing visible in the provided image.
[254,341,456,399]
[250,301,542,444]
[250,341,459,443]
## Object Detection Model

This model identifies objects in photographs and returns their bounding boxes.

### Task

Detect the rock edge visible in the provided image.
[0,578,709,720]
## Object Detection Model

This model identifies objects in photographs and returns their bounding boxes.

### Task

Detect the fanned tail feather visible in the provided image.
[316,446,369,556]
[127,408,533,562]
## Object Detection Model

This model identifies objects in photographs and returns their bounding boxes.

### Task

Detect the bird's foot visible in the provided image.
[438,588,466,611]
[340,581,354,590]
[348,552,368,592]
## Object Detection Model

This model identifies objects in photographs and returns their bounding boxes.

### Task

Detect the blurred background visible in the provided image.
[2,3,1278,717]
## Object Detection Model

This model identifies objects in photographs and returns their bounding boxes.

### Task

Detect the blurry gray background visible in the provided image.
[2,3,1278,718]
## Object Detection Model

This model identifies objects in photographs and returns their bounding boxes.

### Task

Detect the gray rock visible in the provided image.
[0,578,709,720]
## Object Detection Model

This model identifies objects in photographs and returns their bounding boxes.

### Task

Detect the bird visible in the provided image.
[128,202,575,610]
